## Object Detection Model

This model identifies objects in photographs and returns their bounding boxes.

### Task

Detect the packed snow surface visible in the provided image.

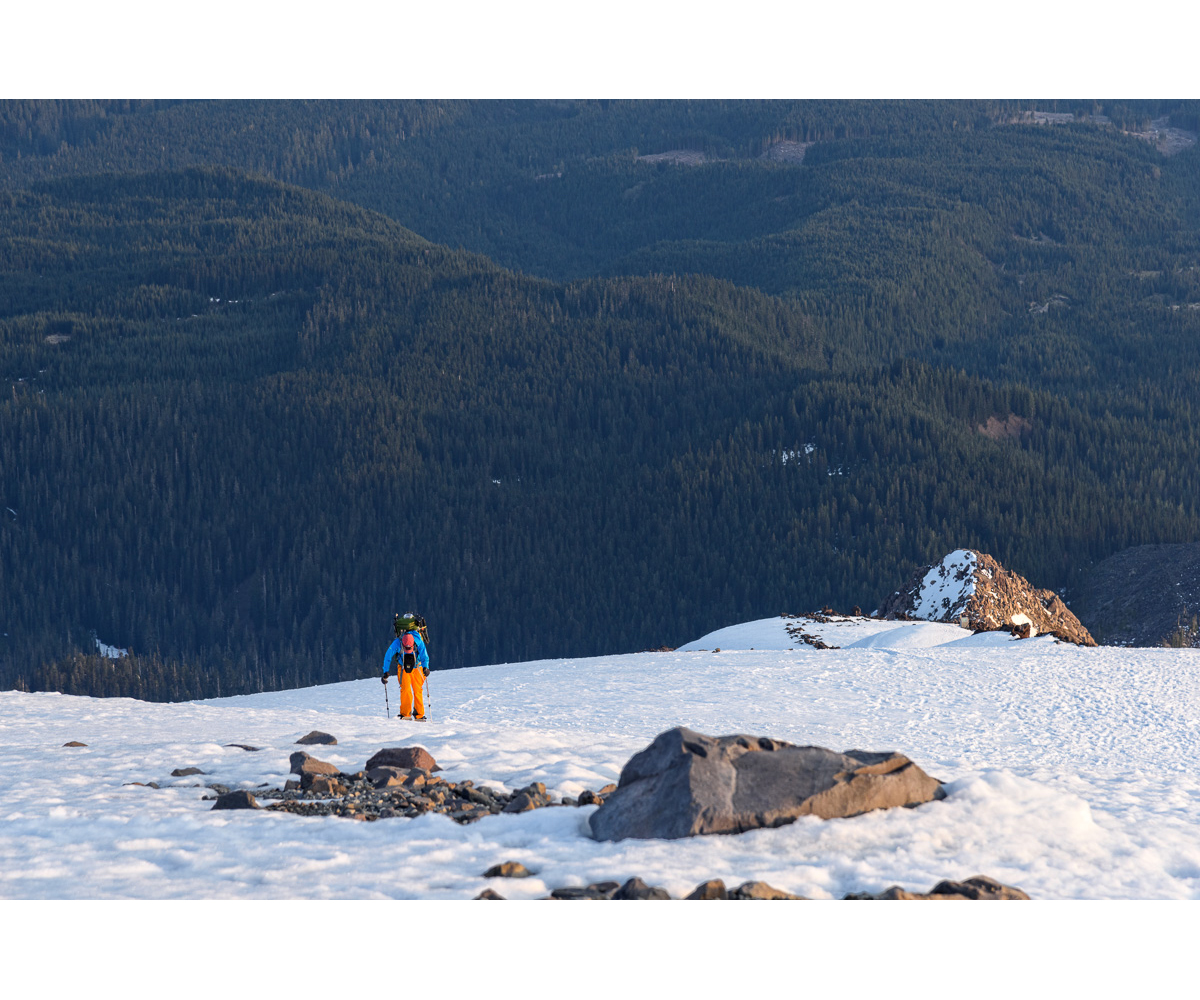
[4,617,1200,899]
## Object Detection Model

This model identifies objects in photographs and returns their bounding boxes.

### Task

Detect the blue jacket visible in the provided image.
[382,632,429,676]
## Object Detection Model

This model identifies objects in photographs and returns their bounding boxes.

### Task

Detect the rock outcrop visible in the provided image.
[588,726,944,842]
[1069,542,1200,647]
[879,548,1096,646]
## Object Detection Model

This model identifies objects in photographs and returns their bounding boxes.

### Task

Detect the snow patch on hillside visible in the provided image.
[912,548,977,620]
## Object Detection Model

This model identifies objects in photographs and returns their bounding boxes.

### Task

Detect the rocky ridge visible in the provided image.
[879,548,1096,646]
[1069,542,1200,648]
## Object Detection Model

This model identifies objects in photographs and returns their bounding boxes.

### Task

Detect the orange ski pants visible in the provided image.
[400,666,425,719]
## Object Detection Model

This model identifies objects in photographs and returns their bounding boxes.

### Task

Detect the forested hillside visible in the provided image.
[3,100,1200,699]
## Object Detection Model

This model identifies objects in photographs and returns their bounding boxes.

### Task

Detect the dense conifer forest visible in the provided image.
[3,100,1200,699]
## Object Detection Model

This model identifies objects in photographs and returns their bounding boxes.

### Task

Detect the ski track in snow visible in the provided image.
[3,618,1200,899]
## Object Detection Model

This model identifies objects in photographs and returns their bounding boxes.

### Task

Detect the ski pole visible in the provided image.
[384,678,390,719]
[424,671,431,719]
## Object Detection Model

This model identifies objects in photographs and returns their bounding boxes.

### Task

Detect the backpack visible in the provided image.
[394,611,430,647]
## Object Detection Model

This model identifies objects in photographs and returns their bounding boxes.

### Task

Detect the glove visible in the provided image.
[381,675,388,685]
[423,667,429,677]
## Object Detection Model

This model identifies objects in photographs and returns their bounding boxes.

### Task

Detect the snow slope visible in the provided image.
[4,625,1200,899]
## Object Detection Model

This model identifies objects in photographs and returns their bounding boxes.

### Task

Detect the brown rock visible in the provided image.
[171,767,206,777]
[685,879,729,899]
[364,747,441,773]
[483,861,533,878]
[548,882,621,900]
[224,744,261,751]
[845,875,1030,900]
[289,751,339,776]
[211,790,260,810]
[598,784,617,795]
[475,889,506,899]
[590,727,944,841]
[305,774,346,795]
[879,549,1096,646]
[612,877,671,900]
[62,741,87,748]
[730,881,804,900]
[502,783,552,813]
[296,731,337,745]
[366,765,420,788]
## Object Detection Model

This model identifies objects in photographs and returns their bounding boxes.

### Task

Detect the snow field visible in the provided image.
[4,621,1200,899]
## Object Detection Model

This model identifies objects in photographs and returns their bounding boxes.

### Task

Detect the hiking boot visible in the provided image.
[413,716,427,722]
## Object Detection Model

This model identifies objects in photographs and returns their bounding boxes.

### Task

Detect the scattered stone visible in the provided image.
[562,796,578,806]
[211,790,260,810]
[365,746,440,773]
[224,744,261,751]
[123,781,160,789]
[503,782,553,813]
[483,861,533,878]
[685,879,729,899]
[475,889,506,900]
[844,875,1030,900]
[549,882,621,900]
[62,741,87,748]
[206,783,231,795]
[598,783,617,795]
[296,731,337,746]
[171,767,206,777]
[578,790,604,806]
[590,726,944,841]
[306,774,346,795]
[284,779,300,791]
[612,877,671,900]
[367,765,413,788]
[289,751,340,777]
[730,881,804,900]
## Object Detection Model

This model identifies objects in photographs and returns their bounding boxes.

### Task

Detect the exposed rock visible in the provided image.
[289,751,339,777]
[123,781,160,788]
[483,861,533,878]
[589,726,943,841]
[211,790,260,810]
[364,746,440,773]
[598,783,617,795]
[171,767,206,777]
[366,765,421,788]
[612,877,671,900]
[1070,542,1200,648]
[503,782,553,813]
[685,879,729,899]
[206,783,231,795]
[549,882,621,900]
[879,548,1096,646]
[296,730,337,745]
[730,881,804,900]
[224,744,261,751]
[475,889,506,899]
[62,741,87,748]
[305,774,346,795]
[844,875,1030,900]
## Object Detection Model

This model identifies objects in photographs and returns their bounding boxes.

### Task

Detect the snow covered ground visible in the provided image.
[4,617,1200,900]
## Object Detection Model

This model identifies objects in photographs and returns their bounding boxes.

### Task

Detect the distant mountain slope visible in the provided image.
[1070,543,1200,647]
[2,128,1200,696]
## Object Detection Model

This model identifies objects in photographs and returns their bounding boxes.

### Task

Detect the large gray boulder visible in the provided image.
[589,726,944,841]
